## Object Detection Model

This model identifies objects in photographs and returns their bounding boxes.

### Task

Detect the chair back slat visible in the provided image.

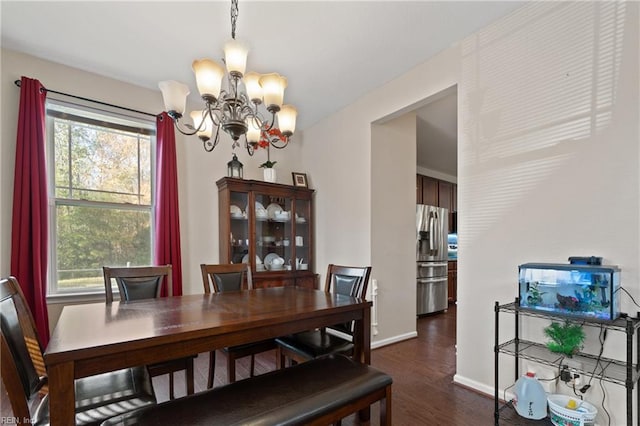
[116,276,163,301]
[200,264,252,294]
[103,265,172,303]
[324,264,372,335]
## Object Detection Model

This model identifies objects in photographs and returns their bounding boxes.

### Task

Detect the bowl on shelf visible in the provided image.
[274,211,290,221]
[547,394,597,426]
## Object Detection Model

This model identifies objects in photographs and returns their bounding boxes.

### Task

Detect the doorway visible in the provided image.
[414,88,458,368]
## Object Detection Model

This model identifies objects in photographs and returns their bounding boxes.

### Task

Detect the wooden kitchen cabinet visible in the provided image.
[217,177,317,289]
[417,175,439,206]
[438,181,453,209]
[447,260,457,303]
[416,174,457,233]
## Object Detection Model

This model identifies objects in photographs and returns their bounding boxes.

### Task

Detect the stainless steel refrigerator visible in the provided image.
[416,205,449,315]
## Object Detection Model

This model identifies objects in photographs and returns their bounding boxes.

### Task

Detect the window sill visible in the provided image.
[47,291,119,305]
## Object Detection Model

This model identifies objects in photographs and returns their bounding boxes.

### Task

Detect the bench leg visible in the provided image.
[276,346,285,369]
[169,372,175,400]
[186,357,195,395]
[208,350,216,389]
[227,354,236,383]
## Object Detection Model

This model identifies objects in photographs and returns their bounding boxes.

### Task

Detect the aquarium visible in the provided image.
[519,263,621,321]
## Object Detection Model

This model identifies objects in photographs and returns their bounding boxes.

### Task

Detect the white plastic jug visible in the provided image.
[513,372,547,420]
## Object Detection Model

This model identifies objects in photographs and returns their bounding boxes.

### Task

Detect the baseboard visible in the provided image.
[326,329,418,350]
[371,331,418,349]
[453,374,514,402]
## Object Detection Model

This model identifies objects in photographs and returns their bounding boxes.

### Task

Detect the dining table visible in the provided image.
[44,286,372,425]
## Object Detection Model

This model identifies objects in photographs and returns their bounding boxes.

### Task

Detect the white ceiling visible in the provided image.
[1,1,523,134]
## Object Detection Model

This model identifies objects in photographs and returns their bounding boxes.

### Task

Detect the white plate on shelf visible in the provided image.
[263,253,281,266]
[296,217,306,223]
[249,202,266,215]
[230,205,242,215]
[242,254,262,264]
[266,203,283,219]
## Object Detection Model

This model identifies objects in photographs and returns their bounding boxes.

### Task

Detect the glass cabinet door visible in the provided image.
[293,198,311,272]
[254,193,292,274]
[229,191,249,264]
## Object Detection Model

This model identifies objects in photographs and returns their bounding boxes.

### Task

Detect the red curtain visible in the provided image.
[11,76,50,346]
[155,112,183,296]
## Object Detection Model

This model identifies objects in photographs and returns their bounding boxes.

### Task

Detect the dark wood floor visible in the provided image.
[2,305,507,425]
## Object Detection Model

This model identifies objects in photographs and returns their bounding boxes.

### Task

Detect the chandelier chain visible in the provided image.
[230,0,239,39]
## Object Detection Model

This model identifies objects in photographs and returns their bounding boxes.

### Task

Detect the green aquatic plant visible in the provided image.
[526,281,546,306]
[543,321,585,357]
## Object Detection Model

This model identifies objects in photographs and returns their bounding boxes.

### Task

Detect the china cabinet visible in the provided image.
[217,177,316,289]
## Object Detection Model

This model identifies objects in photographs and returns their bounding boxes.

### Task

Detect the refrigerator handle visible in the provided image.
[428,213,435,254]
[435,210,441,257]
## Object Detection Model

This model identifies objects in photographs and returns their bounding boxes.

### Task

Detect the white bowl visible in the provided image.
[299,264,309,270]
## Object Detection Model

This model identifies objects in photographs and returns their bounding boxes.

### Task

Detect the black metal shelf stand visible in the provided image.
[494,298,640,426]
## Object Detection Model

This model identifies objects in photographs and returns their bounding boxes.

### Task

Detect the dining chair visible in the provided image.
[200,263,277,388]
[0,276,157,425]
[275,264,372,367]
[103,265,195,399]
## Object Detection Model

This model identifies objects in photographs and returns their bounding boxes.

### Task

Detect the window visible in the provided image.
[47,102,156,295]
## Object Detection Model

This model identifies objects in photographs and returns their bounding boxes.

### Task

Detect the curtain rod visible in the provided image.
[14,79,158,118]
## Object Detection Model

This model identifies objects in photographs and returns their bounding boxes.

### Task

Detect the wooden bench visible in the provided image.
[102,354,392,425]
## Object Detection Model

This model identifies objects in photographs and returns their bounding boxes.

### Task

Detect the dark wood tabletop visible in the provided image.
[44,287,372,425]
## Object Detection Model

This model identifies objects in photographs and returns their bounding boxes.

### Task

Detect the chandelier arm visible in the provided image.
[261,110,277,132]
[203,125,222,152]
[269,137,289,149]
[241,104,260,123]
[206,106,222,127]
[244,136,255,156]
[173,117,202,137]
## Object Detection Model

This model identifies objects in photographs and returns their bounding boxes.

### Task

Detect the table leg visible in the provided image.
[363,306,371,364]
[47,361,75,425]
[354,305,371,365]
[357,305,372,422]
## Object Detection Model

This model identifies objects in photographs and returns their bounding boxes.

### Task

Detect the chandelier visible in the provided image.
[159,0,297,156]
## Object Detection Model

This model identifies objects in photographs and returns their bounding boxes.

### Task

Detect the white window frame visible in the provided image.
[45,100,156,300]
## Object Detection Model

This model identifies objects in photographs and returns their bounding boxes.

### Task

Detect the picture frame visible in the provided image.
[292,172,308,188]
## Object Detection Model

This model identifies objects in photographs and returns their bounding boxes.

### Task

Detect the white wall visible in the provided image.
[371,113,419,345]
[301,2,638,424]
[0,48,304,326]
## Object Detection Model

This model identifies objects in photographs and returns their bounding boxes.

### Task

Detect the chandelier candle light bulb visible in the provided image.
[277,105,297,137]
[192,59,225,101]
[223,39,249,76]
[190,110,214,141]
[158,0,297,157]
[246,118,262,144]
[243,72,264,103]
[260,73,287,110]
[158,80,190,116]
